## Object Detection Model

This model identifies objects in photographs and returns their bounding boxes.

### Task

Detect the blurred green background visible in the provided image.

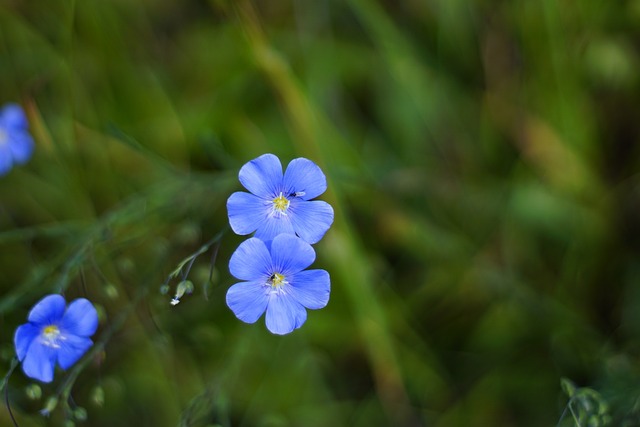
[2,0,640,426]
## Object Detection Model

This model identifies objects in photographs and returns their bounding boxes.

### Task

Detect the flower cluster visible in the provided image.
[226,154,334,335]
[14,295,98,383]
[0,103,34,175]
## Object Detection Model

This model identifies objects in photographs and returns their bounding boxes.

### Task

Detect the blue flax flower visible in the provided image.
[14,295,98,383]
[227,153,334,244]
[227,234,330,335]
[0,103,34,175]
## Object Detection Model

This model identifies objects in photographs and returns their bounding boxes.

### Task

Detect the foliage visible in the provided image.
[1,0,640,426]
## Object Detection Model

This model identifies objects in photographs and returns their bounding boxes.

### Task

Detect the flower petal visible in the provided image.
[226,280,269,324]
[14,323,40,361]
[283,158,327,200]
[265,293,307,335]
[270,234,316,275]
[288,270,330,309]
[57,334,93,370]
[238,154,283,198]
[9,132,34,164]
[21,341,57,383]
[28,295,66,326]
[0,104,28,130]
[253,215,295,243]
[60,299,98,337]
[227,192,269,236]
[0,144,13,176]
[229,238,272,281]
[289,200,334,244]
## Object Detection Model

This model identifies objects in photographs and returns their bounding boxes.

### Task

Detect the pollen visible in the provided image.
[268,273,287,288]
[41,325,61,348]
[272,192,290,215]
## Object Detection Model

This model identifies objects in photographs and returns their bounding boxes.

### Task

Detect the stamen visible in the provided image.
[271,192,290,216]
[41,325,62,348]
[268,272,287,288]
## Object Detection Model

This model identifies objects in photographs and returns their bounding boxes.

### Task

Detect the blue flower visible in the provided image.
[14,295,98,383]
[227,154,334,244]
[0,103,34,176]
[226,234,330,335]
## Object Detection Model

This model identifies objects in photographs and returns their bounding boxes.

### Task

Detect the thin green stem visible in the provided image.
[2,358,20,427]
[167,227,228,303]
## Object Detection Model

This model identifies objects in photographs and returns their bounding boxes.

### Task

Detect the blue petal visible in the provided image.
[229,238,272,281]
[57,334,93,370]
[265,293,307,335]
[270,234,316,275]
[227,191,269,235]
[226,280,269,323]
[253,215,295,243]
[60,299,98,337]
[9,132,34,164]
[283,158,327,200]
[238,154,283,198]
[0,144,13,176]
[288,270,330,309]
[21,341,57,383]
[14,323,39,361]
[289,200,334,244]
[0,104,28,130]
[28,295,66,326]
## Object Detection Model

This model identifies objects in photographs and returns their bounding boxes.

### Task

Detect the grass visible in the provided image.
[1,0,640,426]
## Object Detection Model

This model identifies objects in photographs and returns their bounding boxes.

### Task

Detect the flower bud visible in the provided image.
[104,283,119,300]
[40,396,58,416]
[73,407,87,421]
[91,386,105,407]
[25,384,41,400]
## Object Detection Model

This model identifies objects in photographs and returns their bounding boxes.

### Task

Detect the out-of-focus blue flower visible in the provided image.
[14,295,98,383]
[226,234,330,335]
[227,154,334,244]
[0,103,34,175]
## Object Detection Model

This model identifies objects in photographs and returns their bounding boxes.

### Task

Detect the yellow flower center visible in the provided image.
[41,325,61,347]
[271,192,290,216]
[269,273,287,288]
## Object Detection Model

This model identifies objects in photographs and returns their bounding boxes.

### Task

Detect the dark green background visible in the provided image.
[1,1,640,426]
